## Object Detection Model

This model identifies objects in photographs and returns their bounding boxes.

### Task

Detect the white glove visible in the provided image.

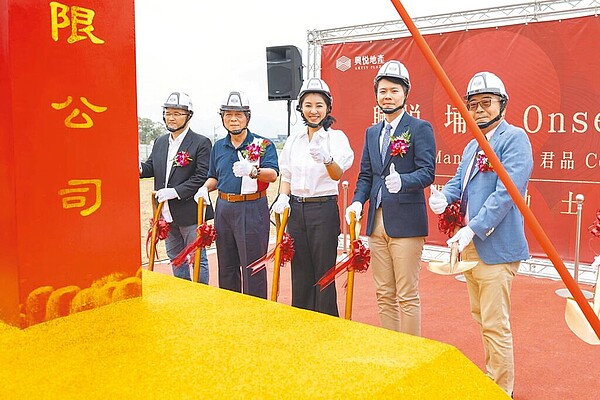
[156,188,178,203]
[233,152,254,177]
[309,145,331,164]
[345,201,363,225]
[429,185,448,215]
[139,158,143,174]
[272,193,290,214]
[384,164,402,193]
[193,186,211,205]
[447,226,475,253]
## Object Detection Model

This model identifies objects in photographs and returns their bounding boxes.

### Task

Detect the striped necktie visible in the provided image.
[376,124,393,208]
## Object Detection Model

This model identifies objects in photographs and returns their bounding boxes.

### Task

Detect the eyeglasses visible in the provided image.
[164,112,188,118]
[466,98,502,111]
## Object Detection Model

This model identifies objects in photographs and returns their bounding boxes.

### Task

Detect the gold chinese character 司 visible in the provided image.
[51,96,108,128]
[58,179,102,216]
[50,2,105,44]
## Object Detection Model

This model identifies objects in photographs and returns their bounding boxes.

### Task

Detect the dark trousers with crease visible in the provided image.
[214,197,268,299]
[288,198,340,316]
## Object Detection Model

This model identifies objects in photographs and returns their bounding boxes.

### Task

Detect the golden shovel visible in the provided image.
[193,197,207,283]
[148,191,164,272]
[344,211,361,320]
[427,242,478,275]
[271,207,290,302]
[564,266,600,345]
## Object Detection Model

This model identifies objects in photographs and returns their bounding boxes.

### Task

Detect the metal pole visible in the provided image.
[556,193,593,299]
[342,181,349,253]
[574,194,584,283]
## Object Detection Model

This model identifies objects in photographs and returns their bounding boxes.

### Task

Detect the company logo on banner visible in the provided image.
[335,53,386,72]
[321,16,600,264]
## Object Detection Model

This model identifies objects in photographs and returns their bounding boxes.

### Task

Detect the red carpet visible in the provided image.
[154,249,600,400]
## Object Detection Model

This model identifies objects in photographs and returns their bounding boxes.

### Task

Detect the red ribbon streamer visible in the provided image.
[588,209,600,238]
[438,200,464,238]
[247,233,295,276]
[171,223,217,268]
[145,217,170,258]
[316,240,370,291]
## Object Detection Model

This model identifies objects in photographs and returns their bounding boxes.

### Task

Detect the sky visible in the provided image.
[134,0,525,139]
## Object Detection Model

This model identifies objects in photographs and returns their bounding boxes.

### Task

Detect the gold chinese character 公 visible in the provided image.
[58,179,101,216]
[51,96,108,129]
[50,2,105,44]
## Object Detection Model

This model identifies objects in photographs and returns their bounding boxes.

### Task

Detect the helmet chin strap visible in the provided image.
[379,104,404,115]
[476,101,506,129]
[164,113,192,133]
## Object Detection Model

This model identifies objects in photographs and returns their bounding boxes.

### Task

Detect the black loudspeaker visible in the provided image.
[266,45,303,101]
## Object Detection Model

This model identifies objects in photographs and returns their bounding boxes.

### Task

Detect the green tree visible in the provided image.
[138,117,164,144]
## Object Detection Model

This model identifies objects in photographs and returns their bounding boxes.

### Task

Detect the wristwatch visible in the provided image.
[249,165,259,179]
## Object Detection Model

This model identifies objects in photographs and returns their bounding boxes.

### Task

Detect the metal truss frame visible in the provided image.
[320,0,600,283]
[307,0,600,77]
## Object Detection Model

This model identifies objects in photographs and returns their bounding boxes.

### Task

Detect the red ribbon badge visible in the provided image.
[247,233,295,275]
[171,223,217,268]
[145,217,170,258]
[438,200,464,238]
[315,239,370,291]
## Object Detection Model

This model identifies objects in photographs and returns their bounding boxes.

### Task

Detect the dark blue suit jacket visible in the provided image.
[140,128,213,225]
[352,113,436,237]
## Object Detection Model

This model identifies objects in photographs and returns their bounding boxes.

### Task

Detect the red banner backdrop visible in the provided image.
[321,16,600,264]
[0,0,140,327]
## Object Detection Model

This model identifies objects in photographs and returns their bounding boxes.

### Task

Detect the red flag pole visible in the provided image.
[390,0,600,338]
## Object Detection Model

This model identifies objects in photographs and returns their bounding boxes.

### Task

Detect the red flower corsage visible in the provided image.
[438,201,464,237]
[173,151,192,167]
[476,150,493,172]
[389,129,411,157]
[242,140,269,162]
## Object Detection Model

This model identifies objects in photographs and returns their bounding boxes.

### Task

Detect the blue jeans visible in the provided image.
[165,222,209,284]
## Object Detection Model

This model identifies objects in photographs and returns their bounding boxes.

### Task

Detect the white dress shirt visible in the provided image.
[161,127,189,222]
[279,127,354,197]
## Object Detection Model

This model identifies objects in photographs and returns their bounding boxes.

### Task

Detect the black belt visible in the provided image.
[291,195,338,203]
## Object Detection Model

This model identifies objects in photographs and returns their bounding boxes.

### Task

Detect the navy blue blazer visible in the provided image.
[140,128,214,225]
[352,113,436,237]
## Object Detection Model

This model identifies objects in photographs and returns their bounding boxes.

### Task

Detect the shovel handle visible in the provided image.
[344,211,358,320]
[193,198,206,283]
[148,191,164,272]
[271,208,290,302]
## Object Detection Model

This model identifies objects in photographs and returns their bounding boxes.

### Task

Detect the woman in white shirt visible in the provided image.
[272,78,354,316]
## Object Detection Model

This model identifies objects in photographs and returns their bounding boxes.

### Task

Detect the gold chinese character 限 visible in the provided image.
[50,2,105,44]
[51,96,108,129]
[58,179,102,216]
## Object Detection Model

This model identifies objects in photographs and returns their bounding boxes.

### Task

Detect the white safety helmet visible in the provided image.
[219,91,251,113]
[374,60,411,94]
[465,71,509,100]
[163,91,194,113]
[297,77,332,105]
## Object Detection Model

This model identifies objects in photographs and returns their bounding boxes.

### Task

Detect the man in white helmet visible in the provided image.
[140,91,213,284]
[428,72,533,397]
[345,60,436,336]
[194,91,278,299]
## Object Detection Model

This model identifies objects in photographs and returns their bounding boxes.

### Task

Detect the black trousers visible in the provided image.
[214,197,268,299]
[288,197,340,316]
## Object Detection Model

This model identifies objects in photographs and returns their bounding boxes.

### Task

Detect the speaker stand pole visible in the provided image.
[287,99,292,137]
